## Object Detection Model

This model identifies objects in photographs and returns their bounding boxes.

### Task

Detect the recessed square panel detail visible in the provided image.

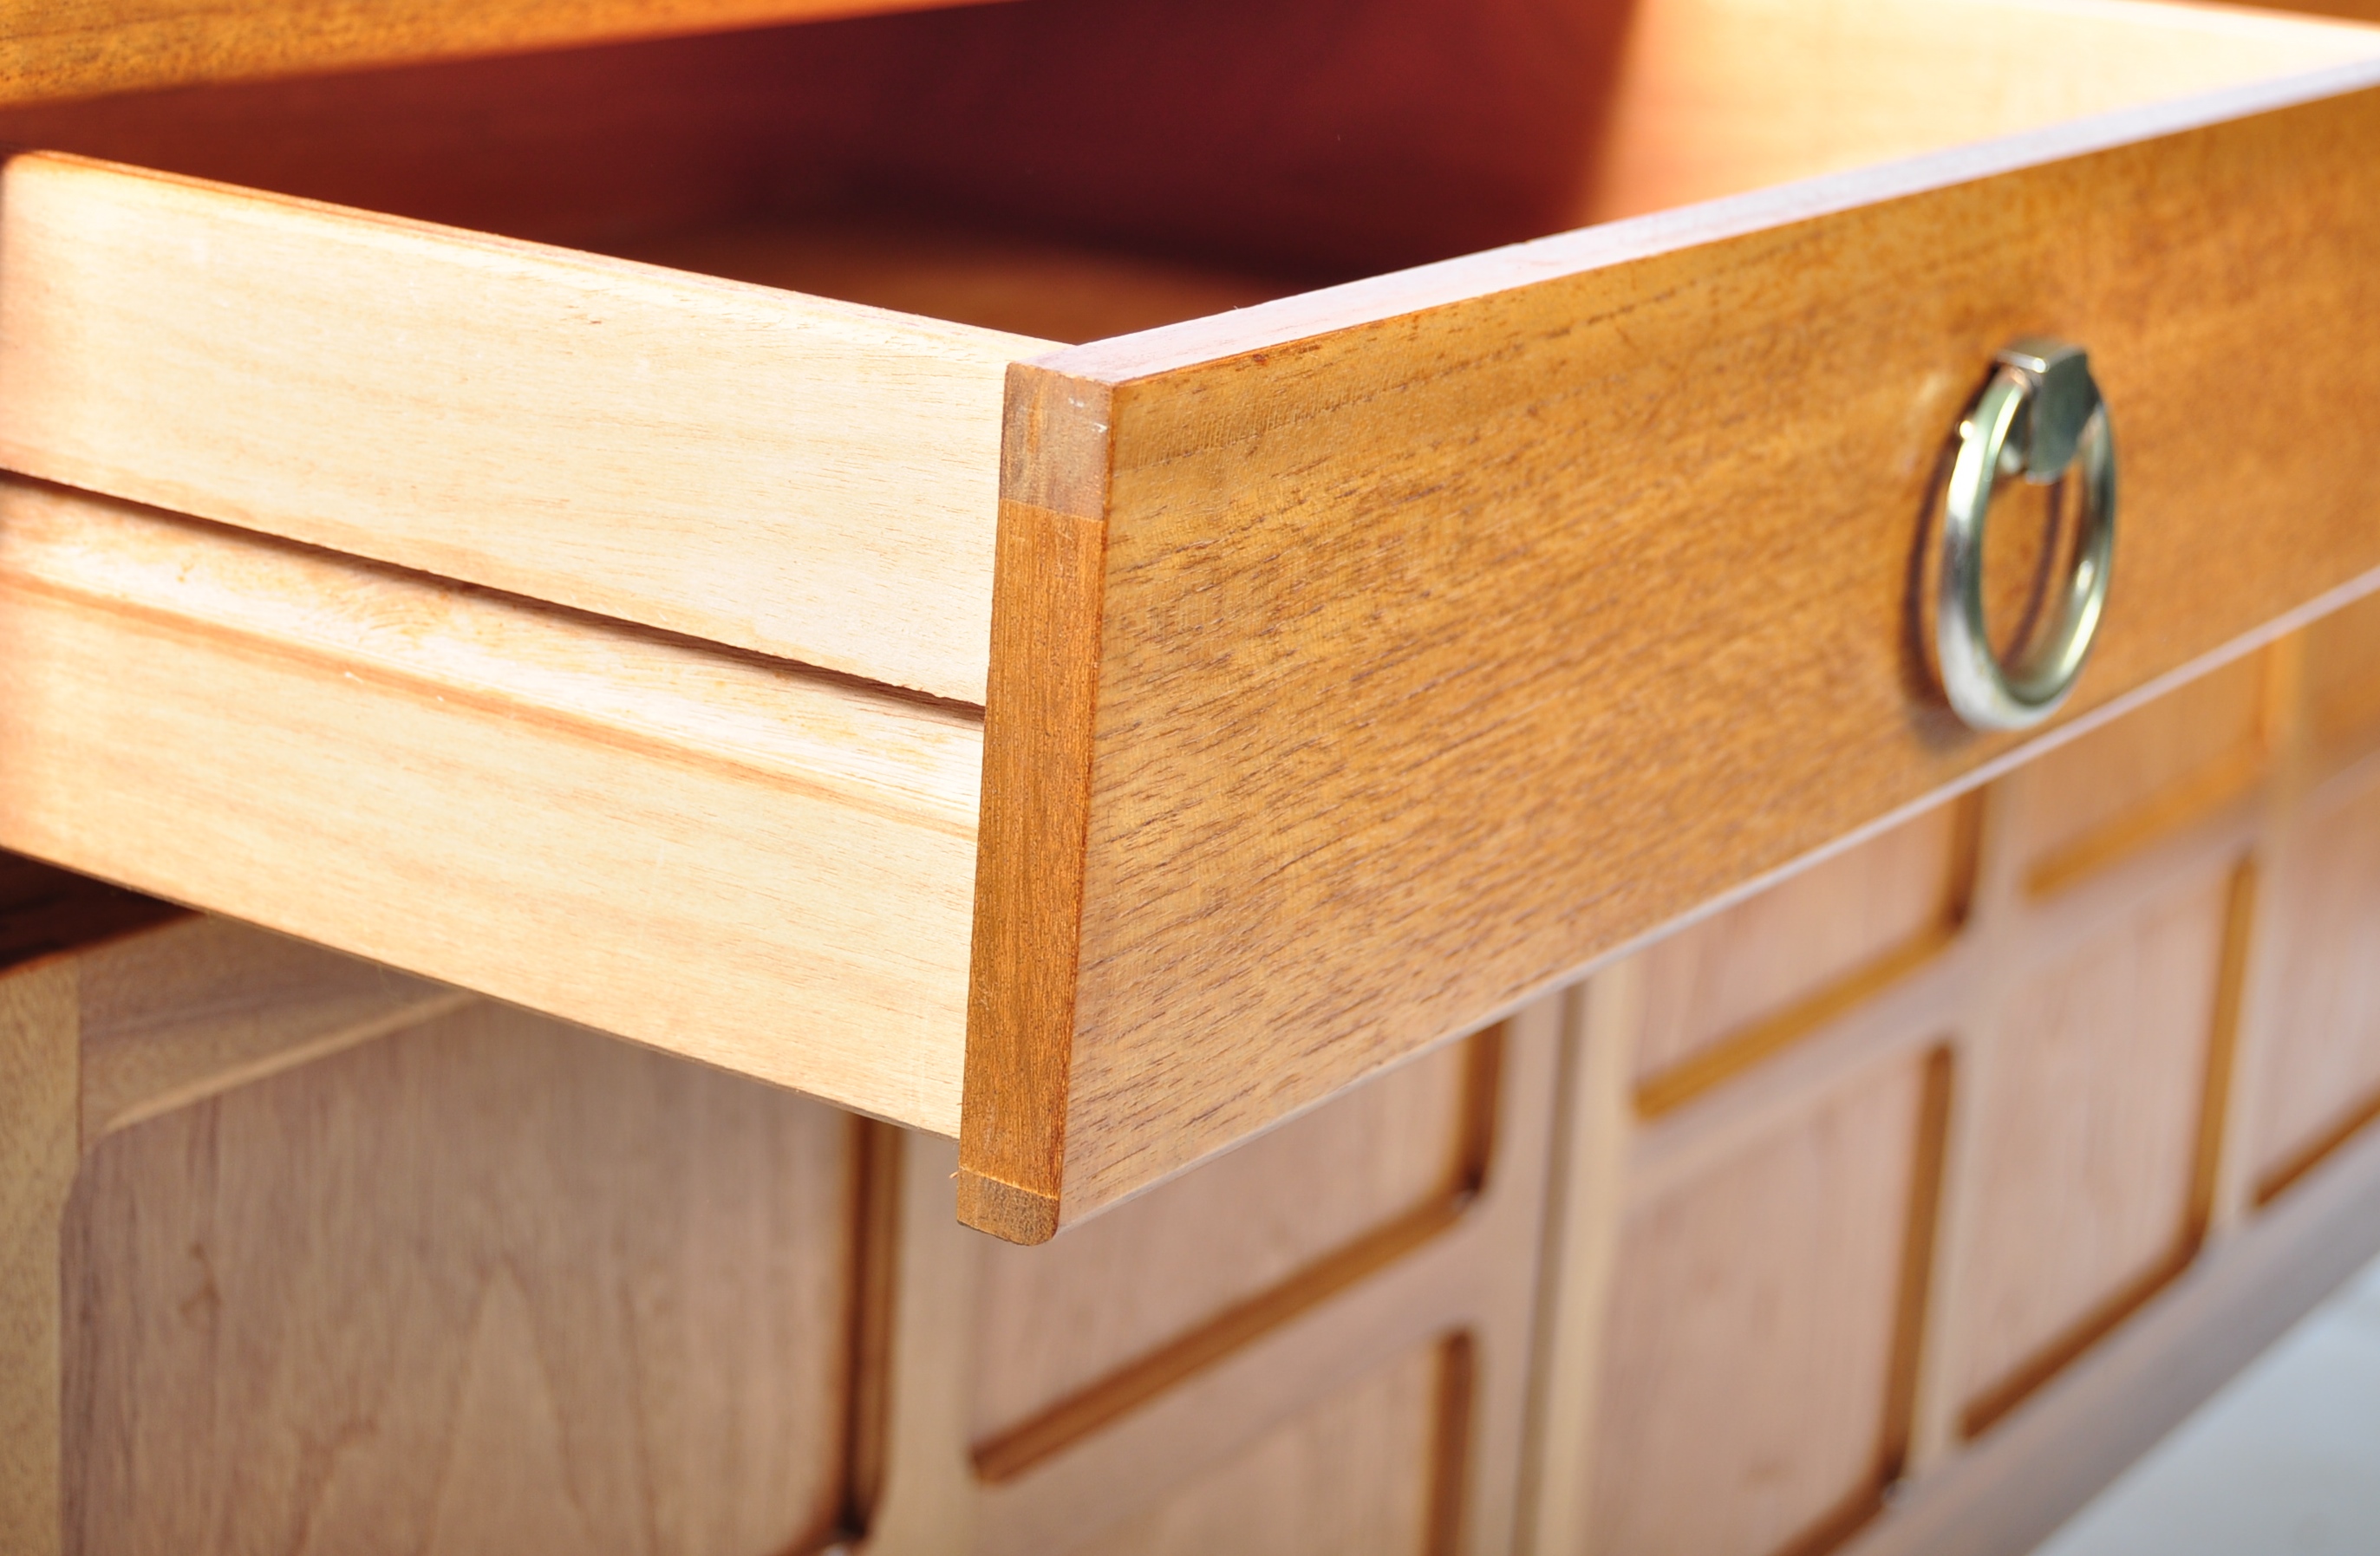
[1634,803,1973,1114]
[1951,871,2243,1434]
[2011,654,2270,897]
[2251,780,2380,1201]
[1587,1051,1946,1556]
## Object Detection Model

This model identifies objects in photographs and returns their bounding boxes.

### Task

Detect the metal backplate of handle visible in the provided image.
[1928,338,2117,732]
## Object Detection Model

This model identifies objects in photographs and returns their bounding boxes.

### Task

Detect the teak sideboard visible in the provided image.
[3,0,2379,1551]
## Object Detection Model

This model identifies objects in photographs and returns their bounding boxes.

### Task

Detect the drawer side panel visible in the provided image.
[0,477,975,1130]
[0,152,1040,705]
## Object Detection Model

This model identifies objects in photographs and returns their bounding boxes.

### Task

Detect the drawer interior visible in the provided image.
[1,0,2367,351]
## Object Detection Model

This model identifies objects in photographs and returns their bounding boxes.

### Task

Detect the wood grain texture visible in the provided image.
[1582,0,2380,223]
[77,915,466,1142]
[958,372,1112,1240]
[3,893,486,1556]
[964,994,1560,1556]
[1949,871,2234,1434]
[968,59,2380,1232]
[1524,597,2380,1551]
[2248,779,2380,1199]
[1583,1051,1934,1556]
[1063,1341,1453,1556]
[0,150,1046,705]
[0,957,76,1556]
[62,1002,864,1556]
[1842,1110,2380,1556]
[971,1036,1479,1449]
[2007,650,2269,897]
[0,476,978,1132]
[1634,801,1971,1111]
[0,0,1010,108]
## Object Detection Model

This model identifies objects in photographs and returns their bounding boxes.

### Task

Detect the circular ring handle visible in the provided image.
[1932,337,2117,731]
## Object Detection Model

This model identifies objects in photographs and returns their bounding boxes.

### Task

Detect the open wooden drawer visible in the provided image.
[0,0,2374,1241]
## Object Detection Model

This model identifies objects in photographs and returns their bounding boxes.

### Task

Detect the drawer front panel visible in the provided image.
[0,151,1038,704]
[965,67,2380,1234]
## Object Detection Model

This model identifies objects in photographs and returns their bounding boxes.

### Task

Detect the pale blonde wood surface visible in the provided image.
[1583,1051,1932,1556]
[0,0,1011,108]
[1582,0,2380,223]
[77,915,466,1141]
[0,476,977,1132]
[971,53,2380,1234]
[0,957,76,1556]
[63,1001,863,1556]
[970,1038,1473,1441]
[1634,804,1966,1101]
[2246,782,2380,1195]
[1947,872,2234,1429]
[2005,651,2269,896]
[0,150,1047,705]
[1064,1343,1449,1556]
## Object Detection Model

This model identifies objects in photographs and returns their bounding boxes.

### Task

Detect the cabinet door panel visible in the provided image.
[1586,1051,1940,1556]
[973,1036,1483,1445]
[2251,781,2380,1199]
[1063,1340,1456,1556]
[2007,654,2268,897]
[65,1005,861,1556]
[1635,804,1969,1112]
[1951,872,2237,1432]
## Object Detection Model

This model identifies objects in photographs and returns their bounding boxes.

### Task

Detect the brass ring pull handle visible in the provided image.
[1930,338,2116,732]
